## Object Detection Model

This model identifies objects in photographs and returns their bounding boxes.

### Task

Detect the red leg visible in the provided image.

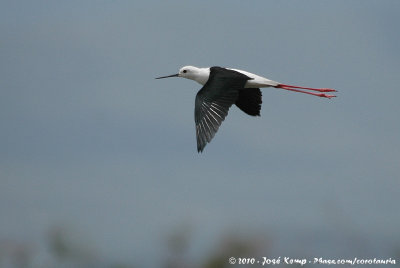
[278,84,337,93]
[275,85,336,99]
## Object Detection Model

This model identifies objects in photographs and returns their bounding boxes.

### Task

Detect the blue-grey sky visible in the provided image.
[1,1,400,267]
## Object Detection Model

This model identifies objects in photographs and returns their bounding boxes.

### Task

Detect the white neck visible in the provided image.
[184,66,210,85]
[191,68,210,85]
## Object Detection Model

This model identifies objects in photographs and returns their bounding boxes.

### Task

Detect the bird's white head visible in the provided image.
[178,66,200,79]
[156,65,210,85]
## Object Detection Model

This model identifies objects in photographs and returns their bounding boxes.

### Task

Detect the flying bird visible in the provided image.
[156,66,336,152]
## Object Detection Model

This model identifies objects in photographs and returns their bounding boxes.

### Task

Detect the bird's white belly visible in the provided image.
[229,68,279,88]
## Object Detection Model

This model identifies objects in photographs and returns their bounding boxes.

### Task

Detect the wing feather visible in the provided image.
[194,67,251,152]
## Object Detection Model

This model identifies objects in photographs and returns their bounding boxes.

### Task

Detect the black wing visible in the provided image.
[235,88,262,116]
[194,67,251,152]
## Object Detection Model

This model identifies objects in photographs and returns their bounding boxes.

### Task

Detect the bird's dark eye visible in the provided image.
[183,70,187,73]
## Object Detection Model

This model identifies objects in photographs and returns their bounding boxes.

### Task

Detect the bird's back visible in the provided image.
[228,68,279,88]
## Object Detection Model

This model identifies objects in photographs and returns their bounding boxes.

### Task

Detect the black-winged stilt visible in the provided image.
[156,66,336,152]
